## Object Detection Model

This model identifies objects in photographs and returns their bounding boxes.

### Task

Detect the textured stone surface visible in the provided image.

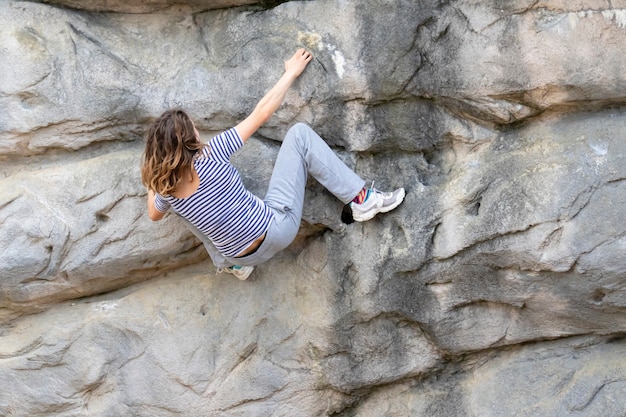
[2,0,626,416]
[25,0,262,13]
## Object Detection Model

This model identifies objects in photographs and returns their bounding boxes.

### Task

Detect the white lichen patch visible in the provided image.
[601,9,626,28]
[331,48,346,78]
[541,9,626,32]
[573,9,626,29]
[93,301,119,312]
[589,141,608,156]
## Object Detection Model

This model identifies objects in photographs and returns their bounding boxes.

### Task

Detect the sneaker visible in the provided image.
[217,265,254,280]
[350,183,406,222]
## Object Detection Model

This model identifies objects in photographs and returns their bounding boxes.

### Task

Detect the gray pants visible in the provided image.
[183,123,365,268]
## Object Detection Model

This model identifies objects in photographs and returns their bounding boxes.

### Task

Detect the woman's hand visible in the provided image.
[284,48,313,78]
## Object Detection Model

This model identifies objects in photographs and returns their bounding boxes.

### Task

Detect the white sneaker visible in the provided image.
[350,185,406,222]
[217,265,254,280]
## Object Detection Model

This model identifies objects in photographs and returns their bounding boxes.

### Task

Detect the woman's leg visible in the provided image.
[262,123,365,248]
[226,122,404,267]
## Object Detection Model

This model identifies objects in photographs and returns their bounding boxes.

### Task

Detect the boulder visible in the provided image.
[1,0,626,415]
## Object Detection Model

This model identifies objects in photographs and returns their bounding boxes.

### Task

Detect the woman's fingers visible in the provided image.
[285,48,313,75]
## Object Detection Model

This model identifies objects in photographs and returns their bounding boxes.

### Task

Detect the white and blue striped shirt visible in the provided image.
[154,128,274,257]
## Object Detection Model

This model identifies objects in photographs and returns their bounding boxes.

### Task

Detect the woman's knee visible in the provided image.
[284,122,315,152]
[286,122,312,142]
[287,122,310,136]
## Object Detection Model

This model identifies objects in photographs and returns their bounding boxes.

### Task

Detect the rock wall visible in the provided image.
[2,0,626,416]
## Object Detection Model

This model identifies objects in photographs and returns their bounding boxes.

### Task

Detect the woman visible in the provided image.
[141,49,405,280]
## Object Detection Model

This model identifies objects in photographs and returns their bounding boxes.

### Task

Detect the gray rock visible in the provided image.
[24,0,262,13]
[2,0,626,416]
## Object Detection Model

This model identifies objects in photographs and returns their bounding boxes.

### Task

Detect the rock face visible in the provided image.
[2,0,626,416]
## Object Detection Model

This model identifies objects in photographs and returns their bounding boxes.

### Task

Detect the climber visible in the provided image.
[141,48,405,280]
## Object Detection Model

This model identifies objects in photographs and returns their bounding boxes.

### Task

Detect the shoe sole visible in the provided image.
[352,188,406,222]
[233,267,254,280]
[219,267,254,280]
[236,269,253,280]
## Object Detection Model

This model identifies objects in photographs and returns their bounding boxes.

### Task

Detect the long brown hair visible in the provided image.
[141,109,205,195]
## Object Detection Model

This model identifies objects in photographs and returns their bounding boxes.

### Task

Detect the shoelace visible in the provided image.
[366,181,377,201]
[368,181,393,199]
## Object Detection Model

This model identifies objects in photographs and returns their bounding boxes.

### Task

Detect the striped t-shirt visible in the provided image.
[154,128,274,257]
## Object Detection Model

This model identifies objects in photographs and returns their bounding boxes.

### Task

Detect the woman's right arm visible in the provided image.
[147,189,166,221]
